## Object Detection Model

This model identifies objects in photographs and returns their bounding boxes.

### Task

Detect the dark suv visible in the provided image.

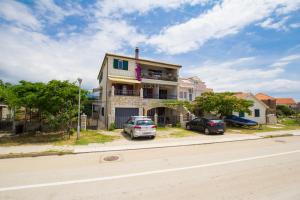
[186,118,225,134]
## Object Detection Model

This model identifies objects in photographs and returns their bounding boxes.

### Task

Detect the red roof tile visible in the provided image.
[255,93,275,100]
[275,98,296,105]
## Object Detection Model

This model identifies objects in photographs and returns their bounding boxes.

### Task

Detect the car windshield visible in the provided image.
[136,120,154,125]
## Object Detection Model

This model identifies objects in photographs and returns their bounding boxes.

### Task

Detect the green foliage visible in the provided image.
[0,79,88,133]
[276,105,295,116]
[190,92,254,117]
[108,123,116,131]
[174,122,181,128]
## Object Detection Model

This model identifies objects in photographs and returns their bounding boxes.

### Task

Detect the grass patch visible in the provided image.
[157,127,199,138]
[74,130,117,145]
[0,130,119,146]
[169,128,199,138]
[227,123,300,134]
[279,118,299,125]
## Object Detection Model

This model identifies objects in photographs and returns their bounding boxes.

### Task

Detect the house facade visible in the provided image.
[178,77,212,101]
[234,93,269,124]
[255,93,276,114]
[97,48,183,129]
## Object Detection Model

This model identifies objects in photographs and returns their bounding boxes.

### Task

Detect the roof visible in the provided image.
[275,98,296,105]
[234,92,269,108]
[255,93,275,100]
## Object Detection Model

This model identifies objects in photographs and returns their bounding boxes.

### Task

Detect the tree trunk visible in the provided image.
[24,108,27,133]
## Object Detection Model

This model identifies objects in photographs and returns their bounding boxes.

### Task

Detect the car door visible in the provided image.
[190,118,197,129]
[195,118,203,131]
[124,119,131,133]
[127,120,135,133]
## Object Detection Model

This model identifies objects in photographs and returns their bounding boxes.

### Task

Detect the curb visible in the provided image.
[0,134,299,159]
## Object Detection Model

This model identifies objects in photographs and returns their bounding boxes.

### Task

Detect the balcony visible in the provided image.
[113,89,140,96]
[142,73,177,82]
[143,94,177,99]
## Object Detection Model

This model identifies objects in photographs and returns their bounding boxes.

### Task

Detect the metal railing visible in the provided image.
[143,94,177,99]
[114,89,140,96]
[142,73,178,82]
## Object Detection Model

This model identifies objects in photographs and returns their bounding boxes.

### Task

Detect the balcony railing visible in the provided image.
[143,94,177,99]
[142,73,177,82]
[114,89,140,96]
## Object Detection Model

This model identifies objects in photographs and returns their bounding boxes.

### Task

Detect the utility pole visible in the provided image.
[77,78,82,140]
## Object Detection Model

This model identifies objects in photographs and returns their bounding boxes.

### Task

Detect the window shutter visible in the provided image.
[113,59,118,69]
[255,109,260,117]
[123,60,128,70]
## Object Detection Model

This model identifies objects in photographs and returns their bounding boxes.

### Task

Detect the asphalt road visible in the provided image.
[0,136,300,200]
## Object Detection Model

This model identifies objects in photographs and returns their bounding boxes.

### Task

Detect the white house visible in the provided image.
[178,76,212,101]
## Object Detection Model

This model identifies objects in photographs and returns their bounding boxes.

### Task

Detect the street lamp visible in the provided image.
[77,78,82,140]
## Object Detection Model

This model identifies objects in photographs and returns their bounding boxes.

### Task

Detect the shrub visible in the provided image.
[108,123,116,131]
[174,123,181,128]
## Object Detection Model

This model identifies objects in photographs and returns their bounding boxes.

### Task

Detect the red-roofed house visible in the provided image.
[275,98,297,109]
[255,93,276,114]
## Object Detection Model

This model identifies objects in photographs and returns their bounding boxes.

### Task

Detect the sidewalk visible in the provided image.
[1,130,299,157]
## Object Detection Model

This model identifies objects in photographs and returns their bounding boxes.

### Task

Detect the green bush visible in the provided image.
[108,123,116,131]
[174,123,181,128]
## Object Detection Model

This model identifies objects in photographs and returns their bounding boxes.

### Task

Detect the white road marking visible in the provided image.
[0,149,299,192]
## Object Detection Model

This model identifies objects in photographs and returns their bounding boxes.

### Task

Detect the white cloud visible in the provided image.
[148,0,300,54]
[0,0,41,29]
[35,0,84,24]
[0,17,146,89]
[259,16,289,31]
[290,23,300,28]
[96,0,210,17]
[184,54,300,94]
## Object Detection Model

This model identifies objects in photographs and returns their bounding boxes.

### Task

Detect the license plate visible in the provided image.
[218,129,223,131]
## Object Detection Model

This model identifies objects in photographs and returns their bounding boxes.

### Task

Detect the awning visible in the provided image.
[108,76,140,84]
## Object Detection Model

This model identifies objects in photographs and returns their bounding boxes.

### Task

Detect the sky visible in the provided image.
[0,0,300,101]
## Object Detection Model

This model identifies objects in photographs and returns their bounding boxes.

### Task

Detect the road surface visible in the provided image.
[0,136,300,200]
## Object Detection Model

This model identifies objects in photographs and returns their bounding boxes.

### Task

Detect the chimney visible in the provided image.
[135,47,139,59]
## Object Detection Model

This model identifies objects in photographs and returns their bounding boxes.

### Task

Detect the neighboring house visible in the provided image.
[234,92,269,124]
[178,77,213,101]
[275,98,297,109]
[0,102,10,120]
[97,48,183,129]
[255,93,276,114]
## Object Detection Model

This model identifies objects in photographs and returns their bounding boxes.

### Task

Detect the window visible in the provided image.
[184,92,187,99]
[99,71,103,83]
[179,91,183,98]
[239,112,245,117]
[189,93,192,101]
[254,109,260,117]
[101,107,104,116]
[113,59,128,70]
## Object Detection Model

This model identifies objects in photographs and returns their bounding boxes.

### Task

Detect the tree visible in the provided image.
[169,92,253,118]
[276,105,295,116]
[41,80,88,135]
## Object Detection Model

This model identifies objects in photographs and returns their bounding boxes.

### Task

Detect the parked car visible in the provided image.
[186,117,225,134]
[123,117,156,139]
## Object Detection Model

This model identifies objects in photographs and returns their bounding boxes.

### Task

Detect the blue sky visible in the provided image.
[0,0,300,101]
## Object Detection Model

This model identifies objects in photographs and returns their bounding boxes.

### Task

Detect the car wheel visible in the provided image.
[204,128,210,135]
[186,124,191,130]
[130,131,134,140]
[149,135,155,139]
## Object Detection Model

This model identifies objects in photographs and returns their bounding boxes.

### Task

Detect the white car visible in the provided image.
[123,117,156,140]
